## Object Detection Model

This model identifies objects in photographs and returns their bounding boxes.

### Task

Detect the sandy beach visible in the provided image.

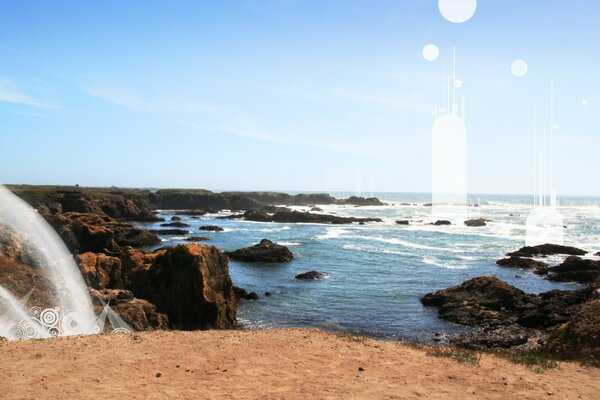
[1,328,598,399]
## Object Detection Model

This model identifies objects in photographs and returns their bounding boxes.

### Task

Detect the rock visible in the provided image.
[546,256,600,284]
[310,206,323,212]
[422,276,594,349]
[171,216,181,221]
[199,225,224,232]
[184,236,210,242]
[507,244,587,257]
[450,326,530,350]
[174,210,207,216]
[295,271,326,280]
[264,291,272,296]
[433,220,451,226]
[421,277,535,328]
[423,203,433,207]
[464,218,488,227]
[160,221,191,228]
[233,286,258,302]
[545,299,600,360]
[121,244,237,329]
[226,239,293,262]
[76,252,124,289]
[395,220,409,225]
[89,288,169,331]
[342,196,384,206]
[496,257,548,270]
[271,210,382,224]
[134,211,166,222]
[149,229,189,235]
[43,212,160,254]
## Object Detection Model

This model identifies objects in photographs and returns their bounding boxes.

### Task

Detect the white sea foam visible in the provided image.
[277,242,301,246]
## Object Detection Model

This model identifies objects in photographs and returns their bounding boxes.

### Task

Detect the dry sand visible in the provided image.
[0,328,598,399]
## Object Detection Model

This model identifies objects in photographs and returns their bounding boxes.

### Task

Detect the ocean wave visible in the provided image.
[421,256,467,269]
[277,241,301,246]
[316,227,352,239]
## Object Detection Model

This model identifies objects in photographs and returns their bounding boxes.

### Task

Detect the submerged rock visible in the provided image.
[174,210,207,216]
[295,271,326,280]
[226,239,293,262]
[395,220,409,225]
[432,220,451,226]
[464,218,488,227]
[199,225,224,232]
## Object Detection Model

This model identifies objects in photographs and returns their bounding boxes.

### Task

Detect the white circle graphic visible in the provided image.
[439,0,477,23]
[422,44,439,62]
[511,59,528,77]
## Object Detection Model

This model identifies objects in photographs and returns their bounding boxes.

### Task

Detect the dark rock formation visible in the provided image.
[160,221,191,228]
[432,220,451,226]
[149,229,189,235]
[421,276,593,349]
[226,239,293,262]
[464,218,488,227]
[496,257,548,270]
[395,220,409,225]
[295,271,326,280]
[184,236,210,242]
[171,216,181,221]
[547,256,600,284]
[233,286,259,302]
[507,244,586,257]
[199,225,224,232]
[343,196,384,206]
[544,299,600,361]
[310,206,323,212]
[238,209,382,225]
[174,210,207,216]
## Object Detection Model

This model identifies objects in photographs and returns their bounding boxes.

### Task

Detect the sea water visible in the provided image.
[137,193,600,342]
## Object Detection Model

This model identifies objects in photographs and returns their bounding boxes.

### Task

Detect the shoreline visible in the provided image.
[1,327,599,399]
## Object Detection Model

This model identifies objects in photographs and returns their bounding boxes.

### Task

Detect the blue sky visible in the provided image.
[0,0,598,195]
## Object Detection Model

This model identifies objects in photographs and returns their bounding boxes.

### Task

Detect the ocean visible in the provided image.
[136,193,600,342]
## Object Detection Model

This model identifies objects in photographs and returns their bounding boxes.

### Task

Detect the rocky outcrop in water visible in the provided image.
[199,225,224,232]
[464,218,488,227]
[233,286,259,302]
[149,228,190,235]
[496,256,548,270]
[226,239,293,262]
[547,256,600,284]
[230,209,382,225]
[421,276,593,350]
[295,271,326,280]
[507,244,587,257]
[343,196,384,206]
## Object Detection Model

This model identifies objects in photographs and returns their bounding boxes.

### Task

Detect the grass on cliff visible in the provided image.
[426,347,482,366]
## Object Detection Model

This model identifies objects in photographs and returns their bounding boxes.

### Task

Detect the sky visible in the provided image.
[0,0,599,195]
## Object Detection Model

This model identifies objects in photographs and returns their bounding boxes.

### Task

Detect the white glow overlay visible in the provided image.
[582,99,589,106]
[454,79,463,88]
[511,59,528,77]
[438,0,477,24]
[422,44,439,62]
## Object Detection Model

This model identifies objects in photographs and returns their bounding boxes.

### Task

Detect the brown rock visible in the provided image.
[226,239,293,263]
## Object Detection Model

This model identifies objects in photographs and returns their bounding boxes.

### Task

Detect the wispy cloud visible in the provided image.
[0,78,41,107]
[85,84,222,115]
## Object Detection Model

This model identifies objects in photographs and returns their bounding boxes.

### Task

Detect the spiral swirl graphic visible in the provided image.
[29,306,42,318]
[59,310,80,335]
[7,322,27,340]
[111,327,132,334]
[48,326,60,337]
[40,307,60,328]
